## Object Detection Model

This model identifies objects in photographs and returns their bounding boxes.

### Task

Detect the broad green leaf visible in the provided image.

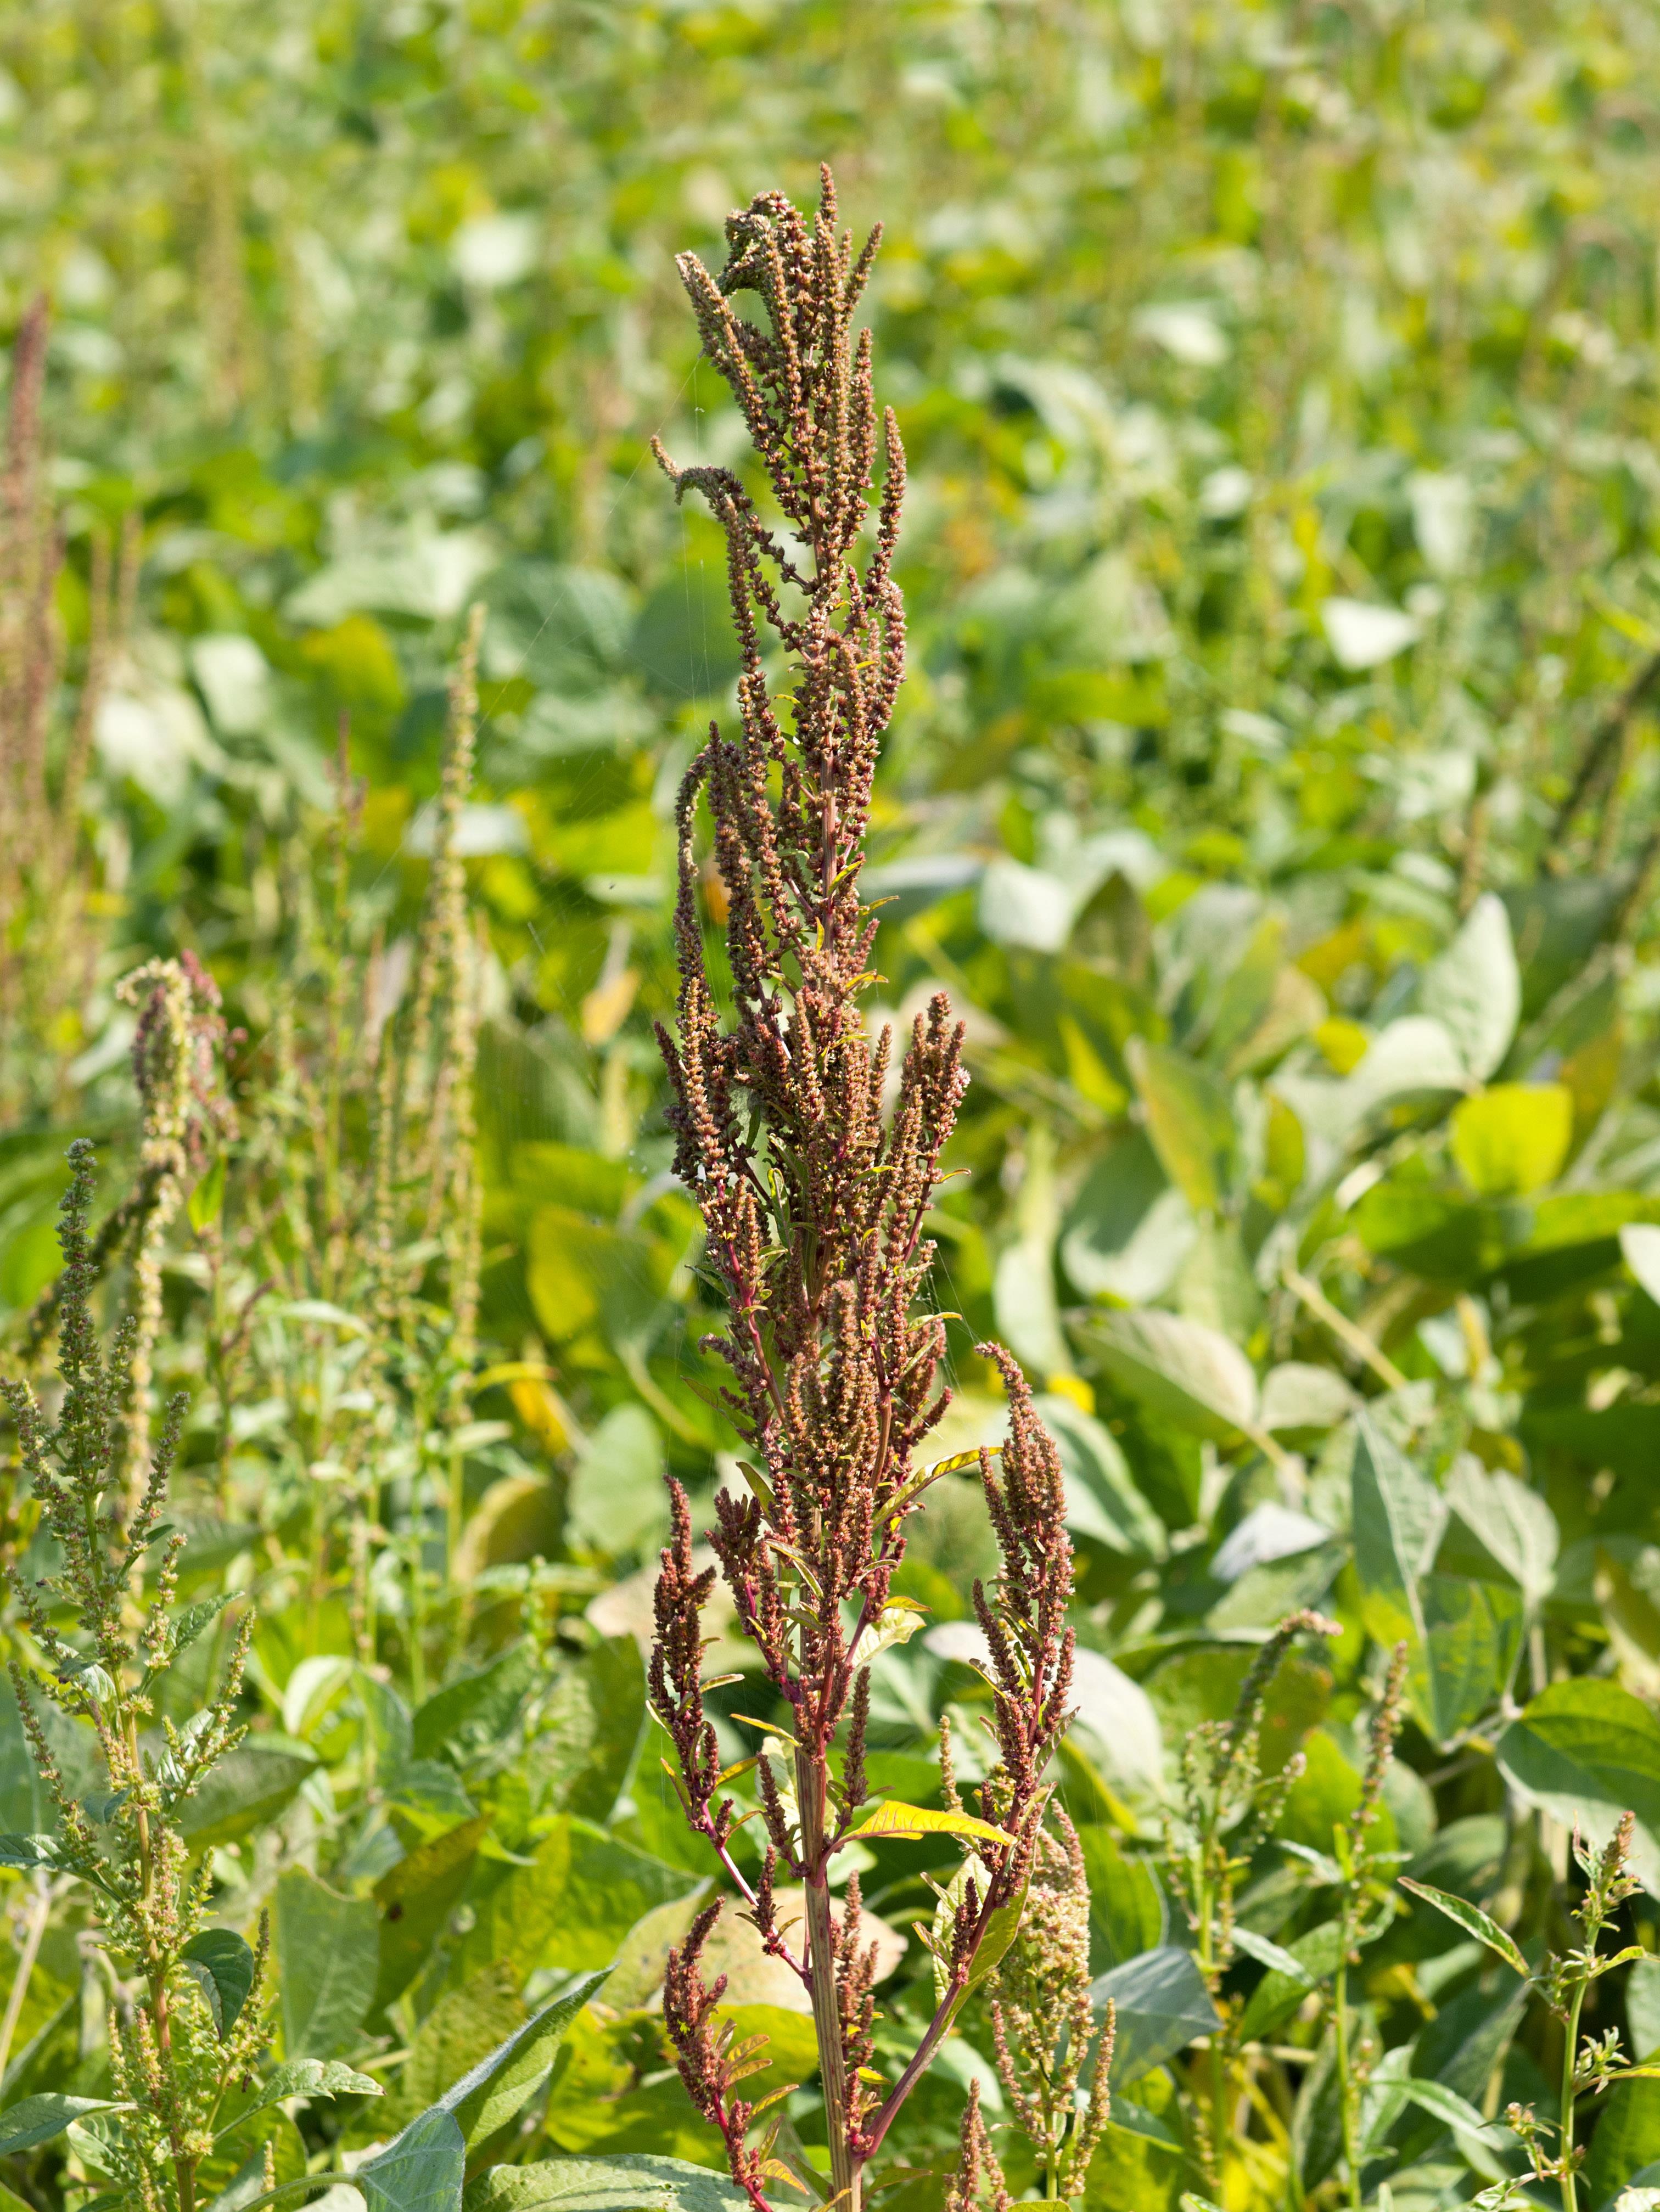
[1499,1680,1660,1894]
[277,1298,370,1335]
[527,1637,646,1823]
[1413,1971,1532,2112]
[1417,1573,1524,1743]
[563,1404,669,1559]
[1092,1945,1219,2084]
[449,1818,700,1983]
[1417,892,1519,1081]
[1069,1647,1166,1800]
[1623,1223,1660,1307]
[181,1928,256,2039]
[603,1889,713,2013]
[413,1640,540,1767]
[1127,1038,1236,1216]
[993,1120,1069,1374]
[464,2154,752,2212]
[0,2094,125,2155]
[442,1969,612,2175]
[851,1800,1012,1846]
[1586,2079,1660,2210]
[0,1835,71,1876]
[1350,1412,1441,1651]
[360,2106,466,2212]
[1076,1824,1167,1972]
[276,1867,380,2060]
[1039,1393,1168,1559]
[385,1966,526,2140]
[1277,1734,1397,1863]
[176,1737,318,1850]
[1450,1083,1572,1195]
[1443,1464,1559,1608]
[1629,1954,1660,2062]
[1061,1130,1196,1305]
[1089,1307,1259,1441]
[186,1150,226,1230]
[1398,1878,1528,1977]
[1258,1364,1355,1434]
[373,1818,491,2015]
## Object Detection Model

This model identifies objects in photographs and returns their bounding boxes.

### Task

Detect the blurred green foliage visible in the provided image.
[8,3,1660,2209]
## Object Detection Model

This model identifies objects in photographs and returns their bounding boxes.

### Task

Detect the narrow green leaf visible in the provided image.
[1400,2075,1510,2143]
[1398,1877,1527,1977]
[1232,1925,1315,1985]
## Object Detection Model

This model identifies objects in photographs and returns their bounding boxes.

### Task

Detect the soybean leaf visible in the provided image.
[0,2095,126,2155]
[1088,1307,1259,1440]
[526,1637,645,1823]
[1416,892,1519,1081]
[1498,1679,1660,1894]
[441,1969,612,2175]
[1092,1945,1219,2084]
[1127,1038,1236,1215]
[1076,1824,1167,1971]
[0,1835,70,1875]
[176,1737,318,1850]
[413,1641,540,1768]
[1350,1414,1442,1652]
[360,2105,466,2212]
[276,1866,380,2060]
[464,2154,752,2211]
[1443,1463,1559,1608]
[181,1928,256,2039]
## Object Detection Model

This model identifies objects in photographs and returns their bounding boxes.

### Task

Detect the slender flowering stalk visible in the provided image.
[1162,1608,1338,2193]
[1333,1640,1408,2212]
[647,170,1076,2212]
[989,1806,1114,2202]
[113,955,235,1512]
[2,1142,271,2212]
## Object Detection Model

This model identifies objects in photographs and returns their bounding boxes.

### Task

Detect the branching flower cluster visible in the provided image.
[987,1805,1113,2203]
[3,1141,267,2212]
[646,171,1076,2212]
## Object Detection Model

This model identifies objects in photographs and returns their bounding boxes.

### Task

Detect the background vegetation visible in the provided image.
[8,3,1660,2208]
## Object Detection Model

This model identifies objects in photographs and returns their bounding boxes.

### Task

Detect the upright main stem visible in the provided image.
[1560,1977,1586,2212]
[797,1750,859,2212]
[1334,1949,1360,2212]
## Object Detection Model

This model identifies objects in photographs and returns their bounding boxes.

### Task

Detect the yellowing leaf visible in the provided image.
[850,1801,1012,1848]
[1315,1018,1370,1075]
[1450,1083,1572,1197]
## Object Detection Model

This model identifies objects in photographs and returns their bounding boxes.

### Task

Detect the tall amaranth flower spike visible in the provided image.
[647,167,1076,2212]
